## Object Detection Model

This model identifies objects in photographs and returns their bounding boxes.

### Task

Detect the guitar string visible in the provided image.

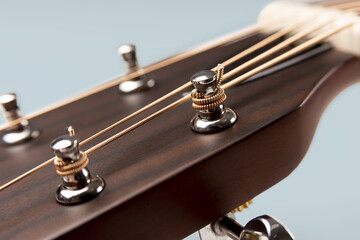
[223,20,356,89]
[0,16,323,191]
[220,16,335,81]
[329,1,360,9]
[0,18,356,192]
[333,3,360,12]
[321,0,359,7]
[346,6,360,12]
[328,1,360,13]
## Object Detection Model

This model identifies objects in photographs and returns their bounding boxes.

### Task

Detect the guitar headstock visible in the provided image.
[1,1,360,239]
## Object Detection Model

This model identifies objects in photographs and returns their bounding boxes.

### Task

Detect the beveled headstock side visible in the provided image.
[0,26,359,240]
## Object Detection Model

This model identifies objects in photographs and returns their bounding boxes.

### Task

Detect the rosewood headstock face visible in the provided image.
[1,1,360,239]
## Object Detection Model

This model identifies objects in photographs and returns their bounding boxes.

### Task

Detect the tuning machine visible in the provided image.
[118,44,155,93]
[190,69,237,133]
[0,93,40,145]
[199,213,294,240]
[51,128,105,205]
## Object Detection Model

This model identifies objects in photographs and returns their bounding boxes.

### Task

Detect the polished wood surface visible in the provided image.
[0,30,359,239]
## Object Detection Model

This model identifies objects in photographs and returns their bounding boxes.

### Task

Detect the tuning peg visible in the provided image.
[199,213,294,240]
[0,93,39,145]
[51,128,105,205]
[239,215,295,240]
[190,69,237,133]
[118,44,155,93]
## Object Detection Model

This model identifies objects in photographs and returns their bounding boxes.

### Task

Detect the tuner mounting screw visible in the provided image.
[51,128,105,205]
[0,93,40,145]
[190,65,237,133]
[118,44,155,93]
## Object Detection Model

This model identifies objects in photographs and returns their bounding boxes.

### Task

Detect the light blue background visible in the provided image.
[1,1,359,239]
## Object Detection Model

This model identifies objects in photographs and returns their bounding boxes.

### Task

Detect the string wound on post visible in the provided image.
[190,64,237,133]
[51,128,105,205]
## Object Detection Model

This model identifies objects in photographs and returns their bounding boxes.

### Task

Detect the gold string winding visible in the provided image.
[216,64,224,85]
[0,17,357,192]
[191,88,227,111]
[191,64,226,111]
[54,152,89,177]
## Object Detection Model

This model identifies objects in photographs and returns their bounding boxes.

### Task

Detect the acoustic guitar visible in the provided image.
[1,1,360,239]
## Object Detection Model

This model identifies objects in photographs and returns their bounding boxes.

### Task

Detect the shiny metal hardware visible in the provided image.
[51,133,105,205]
[199,213,240,240]
[0,93,39,145]
[190,70,237,133]
[118,44,155,93]
[199,213,295,240]
[239,215,295,240]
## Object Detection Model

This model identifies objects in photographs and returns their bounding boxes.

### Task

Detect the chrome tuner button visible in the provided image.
[0,93,39,145]
[118,44,155,93]
[51,133,105,205]
[190,70,237,133]
[199,213,295,240]
[240,215,295,240]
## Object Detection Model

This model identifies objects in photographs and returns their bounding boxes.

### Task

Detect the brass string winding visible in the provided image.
[54,152,89,177]
[191,64,226,111]
[216,63,224,85]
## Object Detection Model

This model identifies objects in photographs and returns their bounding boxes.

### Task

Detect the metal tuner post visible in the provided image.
[118,44,155,93]
[190,66,237,133]
[199,213,295,240]
[0,93,39,145]
[51,127,105,205]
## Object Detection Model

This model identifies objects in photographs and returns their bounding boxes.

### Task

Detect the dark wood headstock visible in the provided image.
[1,4,360,239]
